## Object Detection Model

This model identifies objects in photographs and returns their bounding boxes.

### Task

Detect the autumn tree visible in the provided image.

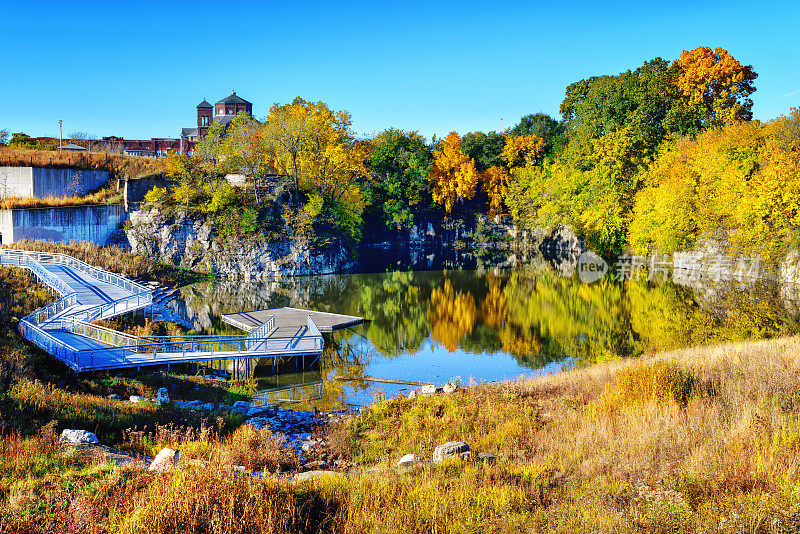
[482,165,510,216]
[263,98,369,241]
[216,113,273,203]
[501,135,546,169]
[429,132,480,213]
[672,46,758,128]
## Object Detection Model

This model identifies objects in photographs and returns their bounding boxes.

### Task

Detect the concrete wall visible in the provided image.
[123,176,170,209]
[0,167,110,199]
[0,204,127,245]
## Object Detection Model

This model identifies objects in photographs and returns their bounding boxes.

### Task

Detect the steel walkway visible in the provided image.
[0,250,325,372]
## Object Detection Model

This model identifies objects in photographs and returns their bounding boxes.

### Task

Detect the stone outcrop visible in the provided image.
[60,429,99,445]
[433,441,471,463]
[149,447,180,472]
[126,208,353,278]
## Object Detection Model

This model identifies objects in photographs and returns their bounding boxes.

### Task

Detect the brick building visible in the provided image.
[181,91,253,154]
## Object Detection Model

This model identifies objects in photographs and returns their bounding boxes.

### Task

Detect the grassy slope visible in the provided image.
[5,336,800,532]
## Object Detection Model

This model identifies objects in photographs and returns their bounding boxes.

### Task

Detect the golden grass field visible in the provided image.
[3,333,800,532]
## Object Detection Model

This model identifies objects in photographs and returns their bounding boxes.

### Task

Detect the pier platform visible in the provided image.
[221,307,364,333]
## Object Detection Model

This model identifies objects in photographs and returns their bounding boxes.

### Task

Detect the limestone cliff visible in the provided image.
[125,208,353,279]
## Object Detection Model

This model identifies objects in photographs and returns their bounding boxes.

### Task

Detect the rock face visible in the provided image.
[156,388,169,405]
[126,208,354,278]
[149,447,180,471]
[433,442,471,463]
[60,429,99,445]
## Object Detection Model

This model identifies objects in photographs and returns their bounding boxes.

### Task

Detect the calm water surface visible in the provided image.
[171,262,799,408]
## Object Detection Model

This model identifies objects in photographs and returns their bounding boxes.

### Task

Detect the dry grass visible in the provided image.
[0,147,166,179]
[5,240,204,286]
[0,188,121,210]
[6,338,800,532]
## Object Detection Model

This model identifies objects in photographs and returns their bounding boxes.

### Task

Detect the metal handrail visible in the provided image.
[0,250,148,294]
[248,314,276,340]
[21,293,78,326]
[69,291,153,323]
[62,318,142,348]
[18,319,81,371]
[307,315,323,351]
[4,249,326,372]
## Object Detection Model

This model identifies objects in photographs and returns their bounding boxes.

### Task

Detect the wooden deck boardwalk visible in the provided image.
[0,250,352,373]
[222,307,364,333]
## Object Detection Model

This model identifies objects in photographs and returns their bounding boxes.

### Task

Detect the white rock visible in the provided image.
[129,395,144,403]
[149,447,180,471]
[60,429,99,445]
[433,441,471,464]
[156,388,169,405]
[420,384,437,396]
[408,390,417,399]
[397,453,422,469]
[443,378,459,394]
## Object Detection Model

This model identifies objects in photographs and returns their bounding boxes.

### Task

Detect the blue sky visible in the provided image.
[2,0,799,141]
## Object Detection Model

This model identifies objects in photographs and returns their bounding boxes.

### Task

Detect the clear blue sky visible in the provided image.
[2,0,799,141]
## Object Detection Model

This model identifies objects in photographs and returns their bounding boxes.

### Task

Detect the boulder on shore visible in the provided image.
[443,378,459,394]
[420,384,437,396]
[397,453,422,470]
[433,441,471,463]
[149,447,180,471]
[60,429,99,445]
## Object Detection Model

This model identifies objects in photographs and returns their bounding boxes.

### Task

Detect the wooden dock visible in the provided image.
[222,307,364,333]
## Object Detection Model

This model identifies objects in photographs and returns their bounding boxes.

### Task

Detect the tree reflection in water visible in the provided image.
[174,264,800,407]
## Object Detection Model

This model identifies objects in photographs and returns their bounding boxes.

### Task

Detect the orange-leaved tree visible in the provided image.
[429,132,480,213]
[673,46,757,128]
[482,165,510,216]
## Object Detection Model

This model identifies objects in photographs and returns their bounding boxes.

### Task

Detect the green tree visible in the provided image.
[461,131,505,171]
[367,128,432,228]
[508,113,564,154]
[8,132,37,149]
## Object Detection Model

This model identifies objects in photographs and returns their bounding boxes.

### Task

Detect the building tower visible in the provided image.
[196,99,213,137]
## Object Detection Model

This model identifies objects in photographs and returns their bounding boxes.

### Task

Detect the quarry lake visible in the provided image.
[169,262,800,409]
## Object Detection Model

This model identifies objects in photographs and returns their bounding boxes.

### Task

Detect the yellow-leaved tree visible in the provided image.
[263,98,369,240]
[429,132,480,213]
[482,134,546,216]
[500,135,545,169]
[673,46,757,128]
[482,165,510,216]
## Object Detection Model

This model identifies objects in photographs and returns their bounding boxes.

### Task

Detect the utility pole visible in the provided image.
[500,117,503,132]
[58,120,63,150]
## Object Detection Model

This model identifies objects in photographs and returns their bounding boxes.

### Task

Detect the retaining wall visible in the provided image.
[0,204,127,245]
[0,166,110,199]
